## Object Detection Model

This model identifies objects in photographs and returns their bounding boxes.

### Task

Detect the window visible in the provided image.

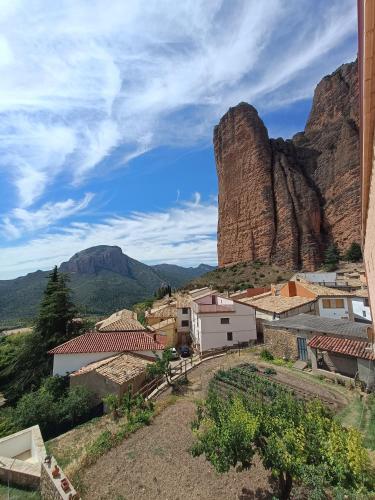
[364,298,369,307]
[181,320,189,327]
[335,299,345,308]
[227,332,233,341]
[363,310,367,317]
[212,295,216,305]
[221,318,230,324]
[322,299,332,309]
[182,307,188,314]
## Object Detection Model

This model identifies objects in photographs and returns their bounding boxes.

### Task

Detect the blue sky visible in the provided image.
[0,0,358,279]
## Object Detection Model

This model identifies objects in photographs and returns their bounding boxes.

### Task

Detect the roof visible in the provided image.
[70,352,150,384]
[298,280,351,297]
[296,272,337,283]
[308,335,375,361]
[48,331,166,355]
[353,289,369,298]
[240,295,315,314]
[148,318,176,331]
[265,313,369,339]
[146,304,177,319]
[96,309,143,332]
[175,294,192,308]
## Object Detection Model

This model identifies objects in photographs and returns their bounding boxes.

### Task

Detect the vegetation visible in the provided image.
[192,369,374,499]
[147,348,174,385]
[338,395,375,450]
[154,283,172,299]
[324,244,341,271]
[0,376,94,440]
[344,242,363,262]
[0,267,81,401]
[185,261,293,292]
[133,297,156,325]
[260,348,274,361]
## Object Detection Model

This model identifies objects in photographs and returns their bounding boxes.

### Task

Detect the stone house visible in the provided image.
[70,352,150,404]
[308,335,375,390]
[148,317,177,347]
[263,313,369,362]
[95,309,144,332]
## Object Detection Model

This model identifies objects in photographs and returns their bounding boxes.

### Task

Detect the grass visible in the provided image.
[0,483,40,499]
[338,395,375,450]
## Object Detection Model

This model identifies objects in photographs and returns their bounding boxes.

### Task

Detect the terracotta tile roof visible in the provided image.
[240,295,315,314]
[98,317,145,332]
[352,289,369,298]
[96,309,142,332]
[308,335,375,360]
[48,331,166,354]
[70,353,150,384]
[175,294,192,308]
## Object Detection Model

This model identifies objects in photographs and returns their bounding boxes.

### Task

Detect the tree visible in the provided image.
[0,267,77,401]
[345,242,362,262]
[324,244,340,271]
[191,383,372,499]
[147,349,174,385]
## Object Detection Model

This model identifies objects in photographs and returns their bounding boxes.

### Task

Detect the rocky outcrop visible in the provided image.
[215,61,359,270]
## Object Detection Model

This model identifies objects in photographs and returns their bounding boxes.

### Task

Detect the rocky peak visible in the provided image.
[59,245,133,276]
[215,60,359,271]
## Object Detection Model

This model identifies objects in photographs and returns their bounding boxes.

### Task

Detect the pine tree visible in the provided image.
[345,242,362,262]
[324,244,340,271]
[0,267,77,401]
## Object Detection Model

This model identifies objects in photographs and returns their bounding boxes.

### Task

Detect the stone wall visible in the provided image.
[40,456,79,500]
[263,327,300,359]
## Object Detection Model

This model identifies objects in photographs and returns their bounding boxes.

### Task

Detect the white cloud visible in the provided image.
[0,0,357,209]
[1,193,94,239]
[0,195,218,279]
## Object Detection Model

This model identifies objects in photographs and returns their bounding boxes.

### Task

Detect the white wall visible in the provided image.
[0,429,32,458]
[176,307,190,332]
[52,352,118,375]
[352,297,372,322]
[191,299,256,352]
[317,298,350,320]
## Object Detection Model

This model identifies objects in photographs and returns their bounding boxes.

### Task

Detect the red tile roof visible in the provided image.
[308,335,375,360]
[48,331,166,355]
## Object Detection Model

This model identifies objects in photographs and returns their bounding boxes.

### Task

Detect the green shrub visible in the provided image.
[272,358,286,366]
[264,367,277,376]
[260,349,274,361]
[344,242,362,262]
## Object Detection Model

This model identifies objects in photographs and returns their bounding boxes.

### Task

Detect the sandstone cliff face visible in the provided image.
[215,61,359,270]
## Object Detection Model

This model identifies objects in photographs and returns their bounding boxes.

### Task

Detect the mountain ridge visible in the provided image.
[0,245,215,321]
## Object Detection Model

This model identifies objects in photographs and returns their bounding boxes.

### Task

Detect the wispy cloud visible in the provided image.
[0,195,218,279]
[0,0,357,209]
[1,193,94,239]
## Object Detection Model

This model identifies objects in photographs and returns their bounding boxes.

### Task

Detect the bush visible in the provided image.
[324,244,340,271]
[345,242,362,262]
[247,364,259,372]
[264,367,277,376]
[260,349,274,361]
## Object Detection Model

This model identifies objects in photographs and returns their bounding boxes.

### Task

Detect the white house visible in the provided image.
[351,289,372,323]
[190,293,256,353]
[49,330,166,376]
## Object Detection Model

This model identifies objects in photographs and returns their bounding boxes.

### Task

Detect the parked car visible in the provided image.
[180,345,190,358]
[169,347,180,360]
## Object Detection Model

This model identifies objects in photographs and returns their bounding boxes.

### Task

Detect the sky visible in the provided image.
[0,0,358,280]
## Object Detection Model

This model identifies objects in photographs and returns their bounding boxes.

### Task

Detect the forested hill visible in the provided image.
[0,246,215,322]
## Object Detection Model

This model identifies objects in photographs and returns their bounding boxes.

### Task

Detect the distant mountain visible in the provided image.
[0,246,215,322]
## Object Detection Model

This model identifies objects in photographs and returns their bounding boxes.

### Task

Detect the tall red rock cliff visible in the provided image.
[215,61,359,271]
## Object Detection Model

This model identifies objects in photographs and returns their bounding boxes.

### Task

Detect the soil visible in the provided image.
[80,352,351,499]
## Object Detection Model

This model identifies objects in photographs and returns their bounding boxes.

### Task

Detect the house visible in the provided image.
[263,313,369,362]
[239,291,316,339]
[145,303,177,326]
[96,309,145,332]
[230,287,271,300]
[175,294,193,344]
[308,335,375,390]
[293,268,366,292]
[293,272,337,288]
[148,317,177,347]
[190,292,256,353]
[70,352,151,404]
[280,280,353,320]
[351,289,372,324]
[48,330,166,375]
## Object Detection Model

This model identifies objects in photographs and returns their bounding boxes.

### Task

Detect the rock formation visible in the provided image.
[215,61,359,270]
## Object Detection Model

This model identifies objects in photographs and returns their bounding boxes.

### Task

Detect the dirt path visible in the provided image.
[80,352,352,499]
